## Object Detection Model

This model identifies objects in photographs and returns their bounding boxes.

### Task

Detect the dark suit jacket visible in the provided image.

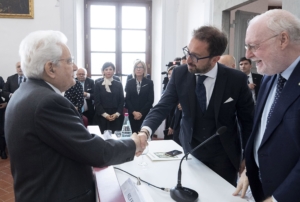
[76,77,95,117]
[142,64,254,171]
[2,74,25,100]
[245,61,300,202]
[252,72,263,99]
[5,79,135,202]
[125,78,154,116]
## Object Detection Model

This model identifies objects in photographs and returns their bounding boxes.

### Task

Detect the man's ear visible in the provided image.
[280,31,289,50]
[212,56,220,64]
[44,61,56,78]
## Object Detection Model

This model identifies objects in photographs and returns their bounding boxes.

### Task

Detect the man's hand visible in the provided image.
[168,127,174,135]
[132,132,148,156]
[248,83,256,90]
[177,103,182,111]
[233,168,249,198]
[263,197,273,202]
[0,102,7,109]
[239,159,246,177]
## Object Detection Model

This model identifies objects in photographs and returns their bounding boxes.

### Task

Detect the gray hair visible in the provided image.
[250,9,300,44]
[19,30,68,79]
[132,59,147,78]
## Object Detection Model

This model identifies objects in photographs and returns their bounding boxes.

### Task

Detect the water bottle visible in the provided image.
[121,113,132,138]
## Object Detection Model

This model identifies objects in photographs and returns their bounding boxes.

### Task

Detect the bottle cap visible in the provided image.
[124,113,128,116]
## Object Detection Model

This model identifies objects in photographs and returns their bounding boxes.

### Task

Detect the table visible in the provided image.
[115,140,247,202]
[88,126,247,202]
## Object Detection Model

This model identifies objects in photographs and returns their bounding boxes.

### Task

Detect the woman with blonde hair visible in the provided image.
[125,59,154,133]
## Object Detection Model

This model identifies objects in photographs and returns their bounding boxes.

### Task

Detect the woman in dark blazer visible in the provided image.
[125,59,154,133]
[93,62,124,134]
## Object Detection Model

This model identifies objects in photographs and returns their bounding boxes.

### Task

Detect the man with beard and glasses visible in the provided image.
[139,26,254,186]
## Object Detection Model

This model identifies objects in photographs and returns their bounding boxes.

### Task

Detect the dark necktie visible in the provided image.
[266,74,286,125]
[195,75,208,113]
[19,76,23,85]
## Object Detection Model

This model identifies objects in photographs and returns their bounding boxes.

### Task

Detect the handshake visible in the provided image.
[131,131,149,156]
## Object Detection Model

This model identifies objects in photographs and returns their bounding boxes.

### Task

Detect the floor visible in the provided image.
[0,157,14,202]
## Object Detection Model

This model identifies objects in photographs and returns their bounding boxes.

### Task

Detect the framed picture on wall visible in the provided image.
[0,0,34,19]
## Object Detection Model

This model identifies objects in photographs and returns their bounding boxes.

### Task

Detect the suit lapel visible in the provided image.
[260,64,300,146]
[213,65,226,123]
[188,72,196,120]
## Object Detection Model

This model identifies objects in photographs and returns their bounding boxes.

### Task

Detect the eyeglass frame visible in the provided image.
[55,56,74,65]
[245,34,278,52]
[182,46,212,63]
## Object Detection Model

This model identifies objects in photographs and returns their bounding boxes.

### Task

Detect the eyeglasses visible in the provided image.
[245,35,278,52]
[182,46,211,63]
[57,57,74,65]
[135,66,144,70]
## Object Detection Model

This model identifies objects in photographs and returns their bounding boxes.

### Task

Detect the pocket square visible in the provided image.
[87,88,92,91]
[224,97,234,103]
[142,84,148,87]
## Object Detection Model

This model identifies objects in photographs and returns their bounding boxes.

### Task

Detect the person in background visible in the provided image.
[0,76,7,159]
[140,26,254,186]
[64,63,84,114]
[234,9,300,202]
[219,54,236,69]
[5,30,146,201]
[125,59,154,133]
[76,67,95,125]
[2,62,26,101]
[181,55,187,65]
[239,57,263,104]
[93,62,124,134]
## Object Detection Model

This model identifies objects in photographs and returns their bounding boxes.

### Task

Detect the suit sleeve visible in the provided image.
[35,94,136,167]
[2,77,11,100]
[94,82,106,115]
[236,74,254,149]
[140,80,154,116]
[142,68,179,133]
[117,82,125,114]
[125,81,135,114]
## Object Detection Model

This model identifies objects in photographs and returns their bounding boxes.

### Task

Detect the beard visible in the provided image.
[187,59,214,74]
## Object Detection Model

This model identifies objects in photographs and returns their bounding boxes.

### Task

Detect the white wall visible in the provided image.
[0,0,60,81]
[229,0,269,55]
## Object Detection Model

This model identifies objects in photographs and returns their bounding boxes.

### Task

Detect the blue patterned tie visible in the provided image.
[195,75,208,113]
[267,74,286,125]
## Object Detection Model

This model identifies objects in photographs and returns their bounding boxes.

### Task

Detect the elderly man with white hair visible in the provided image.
[234,9,300,202]
[5,30,147,202]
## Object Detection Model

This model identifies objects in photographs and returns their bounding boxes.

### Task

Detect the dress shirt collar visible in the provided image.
[45,81,64,96]
[194,62,218,79]
[247,72,252,79]
[280,55,300,81]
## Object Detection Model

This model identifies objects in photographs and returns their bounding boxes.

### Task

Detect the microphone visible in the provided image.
[170,126,227,202]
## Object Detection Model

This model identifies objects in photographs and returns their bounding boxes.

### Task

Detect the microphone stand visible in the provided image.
[170,126,227,202]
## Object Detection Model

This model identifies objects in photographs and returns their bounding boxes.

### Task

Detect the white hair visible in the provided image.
[19,30,68,79]
[250,9,300,44]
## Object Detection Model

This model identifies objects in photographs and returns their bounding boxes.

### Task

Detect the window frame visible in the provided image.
[84,0,152,80]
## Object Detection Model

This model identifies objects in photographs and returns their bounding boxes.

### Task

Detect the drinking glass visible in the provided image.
[138,137,150,168]
[115,130,122,138]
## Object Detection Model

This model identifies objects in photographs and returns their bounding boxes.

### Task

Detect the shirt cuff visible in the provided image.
[102,113,109,118]
[86,93,90,99]
[115,112,120,117]
[141,126,152,136]
[272,196,277,202]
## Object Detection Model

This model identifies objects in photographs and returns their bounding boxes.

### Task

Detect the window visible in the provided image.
[84,0,152,88]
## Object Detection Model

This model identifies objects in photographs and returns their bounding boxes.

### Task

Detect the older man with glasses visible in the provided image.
[139,25,254,186]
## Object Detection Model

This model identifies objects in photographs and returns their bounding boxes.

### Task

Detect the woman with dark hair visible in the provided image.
[93,62,124,134]
[125,59,154,133]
